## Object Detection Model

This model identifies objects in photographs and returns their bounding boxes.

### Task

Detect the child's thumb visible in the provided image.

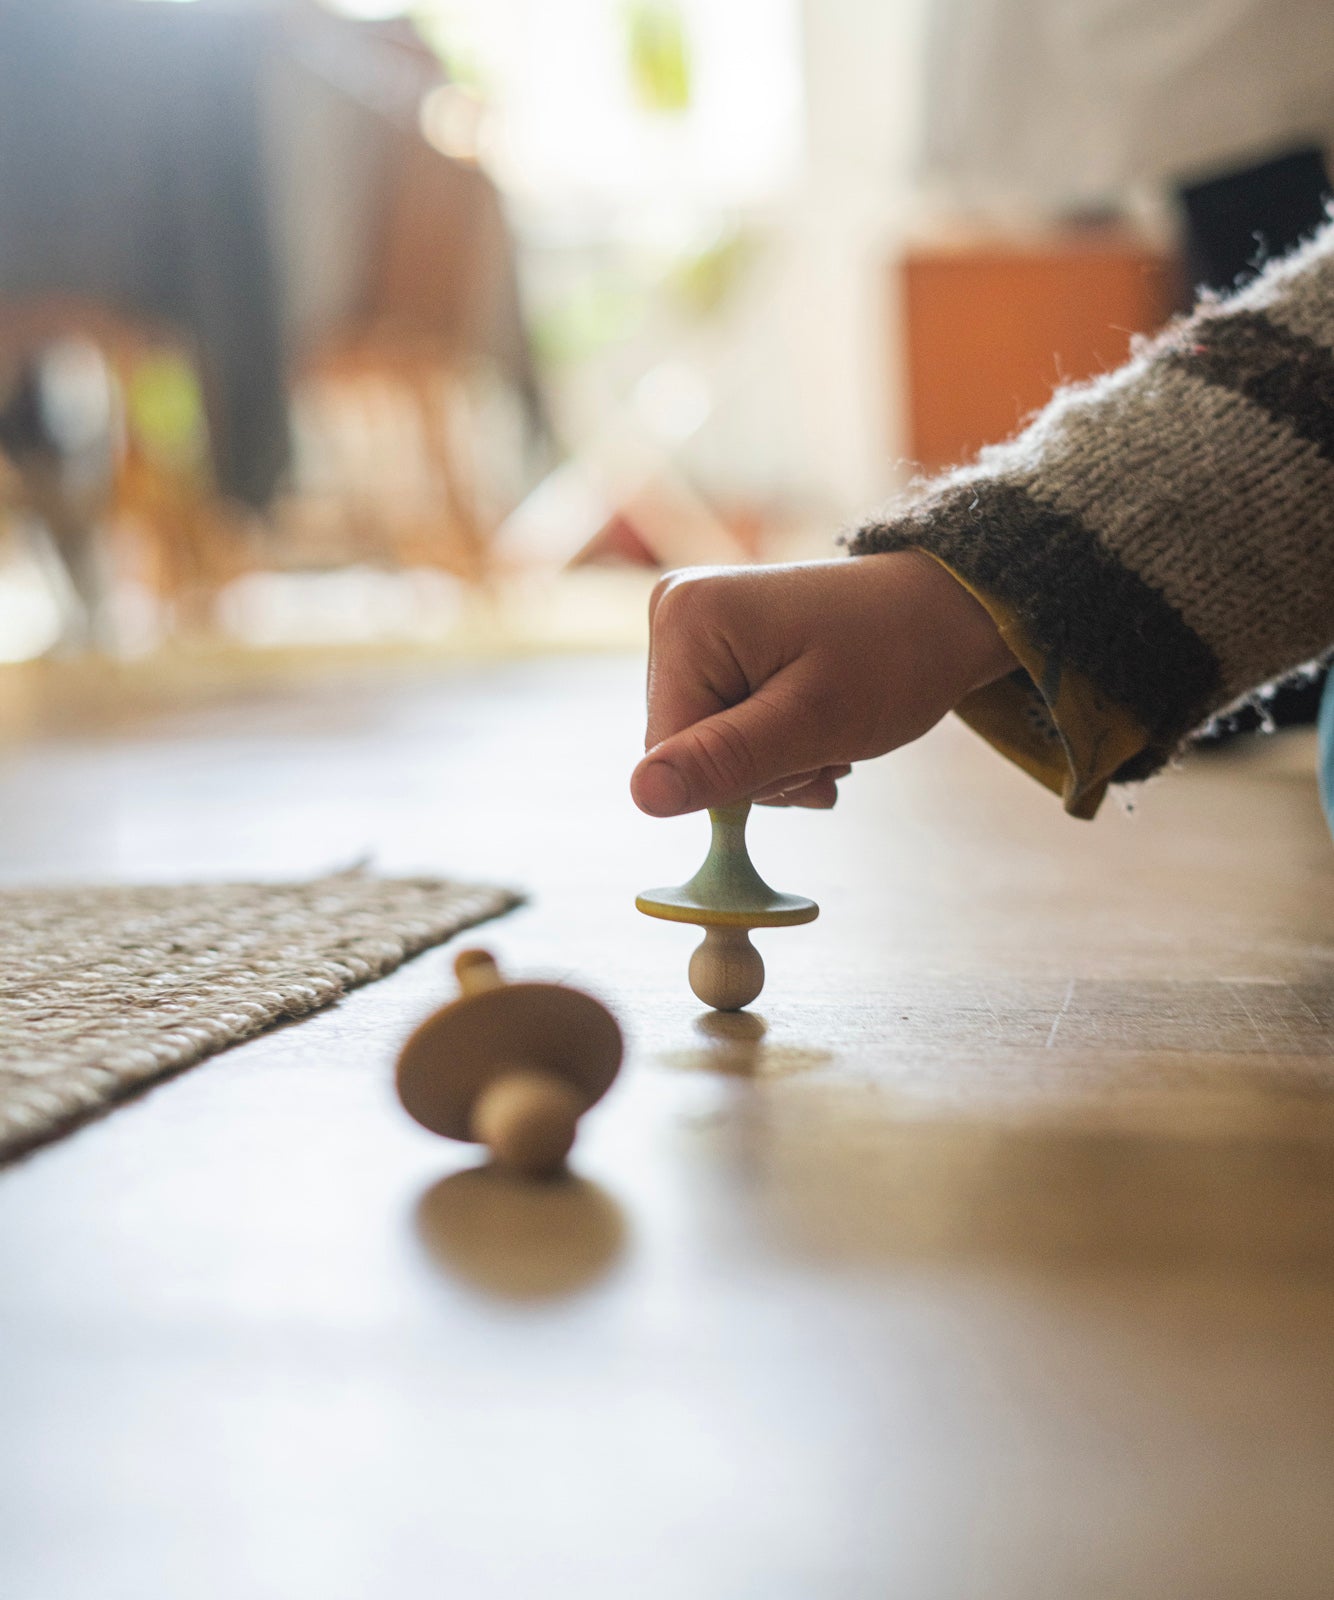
[631,695,806,817]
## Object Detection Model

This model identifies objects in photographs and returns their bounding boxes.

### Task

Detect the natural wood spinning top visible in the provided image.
[636,802,818,1011]
[396,949,623,1178]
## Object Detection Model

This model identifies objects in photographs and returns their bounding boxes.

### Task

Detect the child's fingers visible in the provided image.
[752,764,851,802]
[642,567,793,752]
[781,774,841,808]
[643,616,748,754]
[757,767,847,808]
[752,768,822,801]
[631,664,832,816]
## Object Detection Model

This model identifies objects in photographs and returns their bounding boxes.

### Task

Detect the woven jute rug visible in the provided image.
[0,871,520,1161]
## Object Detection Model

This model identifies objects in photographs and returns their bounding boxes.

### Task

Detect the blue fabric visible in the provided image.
[1318,674,1334,839]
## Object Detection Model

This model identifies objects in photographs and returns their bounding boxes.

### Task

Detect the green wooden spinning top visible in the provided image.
[636,802,818,1010]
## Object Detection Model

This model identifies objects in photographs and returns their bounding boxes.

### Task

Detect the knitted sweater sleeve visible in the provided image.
[848,218,1334,817]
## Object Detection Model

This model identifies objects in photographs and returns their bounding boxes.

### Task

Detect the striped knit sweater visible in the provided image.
[850,217,1334,817]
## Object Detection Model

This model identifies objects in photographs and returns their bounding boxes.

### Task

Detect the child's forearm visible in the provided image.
[851,218,1334,790]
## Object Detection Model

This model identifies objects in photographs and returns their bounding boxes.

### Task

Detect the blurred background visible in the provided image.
[0,0,1330,679]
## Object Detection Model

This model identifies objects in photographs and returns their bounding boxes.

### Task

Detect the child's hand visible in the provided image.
[630,551,1017,816]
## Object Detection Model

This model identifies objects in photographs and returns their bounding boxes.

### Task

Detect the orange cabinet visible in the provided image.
[900,230,1180,471]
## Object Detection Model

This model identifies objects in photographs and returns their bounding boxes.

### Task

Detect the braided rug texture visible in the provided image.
[0,872,520,1162]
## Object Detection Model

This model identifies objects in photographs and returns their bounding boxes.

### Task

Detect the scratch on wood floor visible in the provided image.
[1044,976,1076,1049]
[1225,979,1277,1054]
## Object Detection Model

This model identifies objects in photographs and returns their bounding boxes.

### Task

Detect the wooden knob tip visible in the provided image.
[455,947,504,995]
[470,1069,584,1178]
[689,927,765,1011]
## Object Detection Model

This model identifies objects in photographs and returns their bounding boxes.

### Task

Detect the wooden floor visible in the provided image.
[1,652,1332,1599]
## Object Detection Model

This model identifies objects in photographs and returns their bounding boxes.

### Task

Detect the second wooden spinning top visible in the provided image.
[396,949,623,1178]
[636,802,818,1011]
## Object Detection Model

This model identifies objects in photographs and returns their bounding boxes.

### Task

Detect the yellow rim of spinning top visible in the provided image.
[635,802,818,930]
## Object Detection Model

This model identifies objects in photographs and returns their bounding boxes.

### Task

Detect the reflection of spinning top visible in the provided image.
[636,802,818,1011]
[415,1168,626,1300]
[396,949,623,1179]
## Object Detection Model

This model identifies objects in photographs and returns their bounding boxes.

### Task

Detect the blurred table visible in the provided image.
[1,653,1332,1599]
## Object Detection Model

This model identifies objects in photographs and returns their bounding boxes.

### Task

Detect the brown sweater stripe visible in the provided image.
[1164,311,1334,464]
[850,481,1223,759]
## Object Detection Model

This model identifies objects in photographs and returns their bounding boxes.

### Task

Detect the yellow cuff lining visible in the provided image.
[921,553,1150,820]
